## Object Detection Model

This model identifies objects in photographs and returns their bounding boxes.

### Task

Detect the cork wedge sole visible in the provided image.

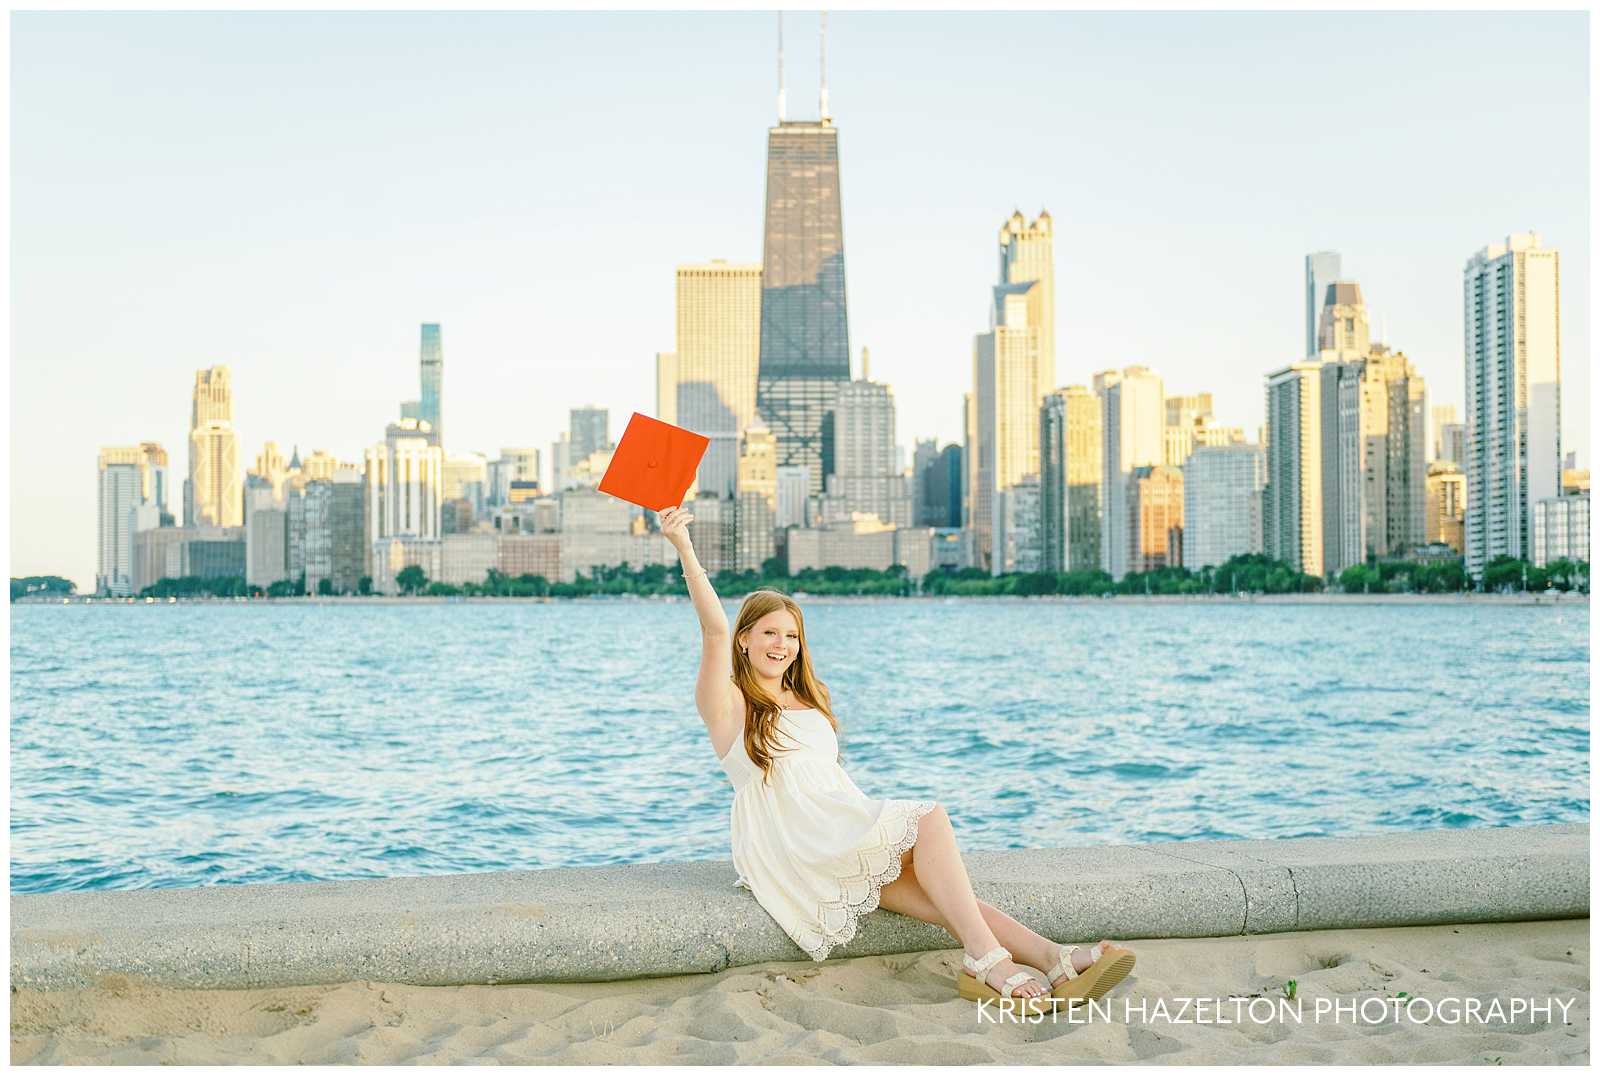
[1050,947,1137,1005]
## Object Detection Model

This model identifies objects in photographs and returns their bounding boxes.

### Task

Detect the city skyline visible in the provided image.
[13,11,1589,589]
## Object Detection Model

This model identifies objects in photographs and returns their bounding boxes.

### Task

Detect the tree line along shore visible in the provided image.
[12,553,1590,603]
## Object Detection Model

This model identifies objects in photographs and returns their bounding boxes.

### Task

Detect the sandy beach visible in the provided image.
[12,919,1587,1065]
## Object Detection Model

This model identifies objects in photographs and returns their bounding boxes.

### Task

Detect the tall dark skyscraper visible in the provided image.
[756,117,851,497]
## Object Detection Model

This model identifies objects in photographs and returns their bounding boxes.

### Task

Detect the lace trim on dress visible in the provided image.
[792,799,939,962]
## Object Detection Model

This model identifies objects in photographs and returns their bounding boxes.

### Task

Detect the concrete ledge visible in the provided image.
[11,823,1587,992]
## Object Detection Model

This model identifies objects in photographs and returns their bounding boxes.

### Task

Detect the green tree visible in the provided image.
[1481,555,1526,592]
[11,575,77,601]
[316,577,334,596]
[395,565,427,595]
[1339,565,1377,593]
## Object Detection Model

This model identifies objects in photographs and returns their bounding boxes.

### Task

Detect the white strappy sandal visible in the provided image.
[956,945,1054,1014]
[1043,940,1137,1005]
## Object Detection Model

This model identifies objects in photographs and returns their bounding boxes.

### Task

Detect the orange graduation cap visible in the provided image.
[598,412,710,512]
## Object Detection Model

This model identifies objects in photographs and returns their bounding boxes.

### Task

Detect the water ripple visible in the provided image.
[8,599,1592,893]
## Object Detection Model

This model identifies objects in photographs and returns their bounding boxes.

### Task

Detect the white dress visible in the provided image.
[717,706,939,961]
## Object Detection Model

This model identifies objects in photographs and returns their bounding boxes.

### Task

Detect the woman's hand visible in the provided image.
[658,505,695,551]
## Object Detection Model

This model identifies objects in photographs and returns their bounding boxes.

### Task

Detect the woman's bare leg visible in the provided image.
[894,805,1046,999]
[880,816,1131,987]
[878,855,1058,971]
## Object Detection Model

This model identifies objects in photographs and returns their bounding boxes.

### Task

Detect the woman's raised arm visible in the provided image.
[658,506,738,730]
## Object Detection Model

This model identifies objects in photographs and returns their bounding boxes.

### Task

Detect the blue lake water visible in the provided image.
[9,598,1590,894]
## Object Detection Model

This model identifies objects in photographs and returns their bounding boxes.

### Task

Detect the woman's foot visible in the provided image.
[964,946,1048,1001]
[1040,939,1127,989]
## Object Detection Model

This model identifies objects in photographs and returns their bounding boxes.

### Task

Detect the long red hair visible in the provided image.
[730,590,838,785]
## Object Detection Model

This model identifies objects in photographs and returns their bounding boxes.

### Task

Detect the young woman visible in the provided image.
[658,505,1136,1011]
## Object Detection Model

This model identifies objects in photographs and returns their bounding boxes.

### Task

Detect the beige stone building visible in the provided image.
[1128,465,1184,573]
[441,533,497,586]
[1322,343,1428,571]
[1317,281,1371,361]
[188,366,241,528]
[252,442,288,501]
[737,422,778,508]
[999,210,1055,395]
[784,517,934,581]
[496,534,561,581]
[1426,461,1466,553]
[971,210,1056,572]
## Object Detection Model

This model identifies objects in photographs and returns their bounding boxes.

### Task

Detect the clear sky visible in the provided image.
[12,10,1590,590]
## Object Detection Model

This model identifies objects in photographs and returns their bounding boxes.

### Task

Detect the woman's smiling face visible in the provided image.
[743,608,800,678]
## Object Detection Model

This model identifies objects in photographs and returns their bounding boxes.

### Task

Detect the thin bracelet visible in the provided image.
[683,566,709,580]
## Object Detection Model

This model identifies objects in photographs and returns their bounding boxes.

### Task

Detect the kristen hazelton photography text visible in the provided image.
[10,4,1591,1069]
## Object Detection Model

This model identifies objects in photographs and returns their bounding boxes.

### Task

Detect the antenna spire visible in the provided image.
[776,12,786,121]
[819,11,830,121]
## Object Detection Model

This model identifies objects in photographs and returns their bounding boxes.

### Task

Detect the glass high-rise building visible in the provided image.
[756,119,851,497]
[1463,233,1561,578]
[420,323,443,446]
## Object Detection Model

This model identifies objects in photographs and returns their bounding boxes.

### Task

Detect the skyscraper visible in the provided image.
[1041,387,1102,574]
[829,377,910,527]
[365,418,444,570]
[737,421,778,508]
[1163,393,1216,468]
[914,442,962,530]
[1040,392,1068,573]
[1101,367,1165,580]
[1127,465,1184,574]
[1463,232,1562,578]
[973,281,1046,570]
[1264,362,1324,576]
[135,442,169,516]
[993,474,1042,574]
[1183,443,1265,570]
[96,450,143,596]
[488,448,541,507]
[1064,387,1103,573]
[1430,404,1458,461]
[736,422,779,572]
[655,351,678,426]
[755,117,850,497]
[1426,461,1466,553]
[187,366,241,528]
[1317,281,1371,360]
[420,323,443,446]
[1318,342,1427,572]
[674,260,763,497]
[252,441,288,501]
[1305,252,1342,358]
[999,210,1056,395]
[1360,346,1429,561]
